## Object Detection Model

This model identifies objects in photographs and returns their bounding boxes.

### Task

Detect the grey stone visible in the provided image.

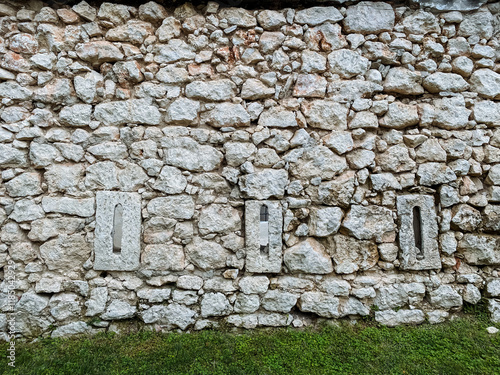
[239,276,270,294]
[239,169,288,200]
[433,96,471,130]
[94,99,161,126]
[206,103,250,128]
[16,292,49,315]
[156,66,189,84]
[384,68,424,95]
[52,322,91,338]
[343,2,394,34]
[94,192,141,271]
[29,217,84,242]
[177,275,203,290]
[397,195,441,271]
[284,238,333,274]
[417,163,457,186]
[224,142,257,167]
[375,284,408,310]
[59,104,92,127]
[289,146,347,180]
[423,72,469,93]
[458,9,493,39]
[375,309,425,327]
[328,49,370,79]
[343,205,395,243]
[258,106,297,128]
[234,294,260,314]
[402,10,440,35]
[142,244,185,271]
[152,166,187,194]
[332,234,379,274]
[219,7,257,27]
[186,80,236,101]
[470,69,500,99]
[474,101,500,125]
[156,17,181,41]
[75,41,124,64]
[10,199,45,222]
[186,237,231,271]
[241,79,275,100]
[101,300,136,320]
[245,200,283,273]
[5,172,42,197]
[380,102,419,129]
[72,1,97,21]
[163,137,223,172]
[295,7,343,26]
[42,197,95,217]
[166,98,200,125]
[261,290,298,313]
[198,204,240,235]
[429,285,462,309]
[74,71,103,103]
[147,195,195,220]
[487,280,500,297]
[458,234,500,265]
[301,100,348,130]
[463,284,482,304]
[451,204,481,232]
[201,293,232,317]
[308,207,343,237]
[85,287,108,316]
[0,81,32,100]
[40,234,91,272]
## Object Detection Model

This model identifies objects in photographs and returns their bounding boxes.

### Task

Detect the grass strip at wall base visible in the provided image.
[1,317,499,375]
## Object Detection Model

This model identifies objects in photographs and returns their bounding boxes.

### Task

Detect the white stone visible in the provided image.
[284,238,333,274]
[201,293,232,317]
[101,300,136,320]
[343,205,395,242]
[295,7,343,26]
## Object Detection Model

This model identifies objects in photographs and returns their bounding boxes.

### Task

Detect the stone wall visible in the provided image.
[0,0,499,338]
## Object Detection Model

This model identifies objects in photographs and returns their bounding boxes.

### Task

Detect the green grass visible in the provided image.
[1,316,499,375]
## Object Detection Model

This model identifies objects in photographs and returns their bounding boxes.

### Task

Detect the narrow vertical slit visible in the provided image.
[112,203,123,253]
[412,206,424,260]
[259,205,269,255]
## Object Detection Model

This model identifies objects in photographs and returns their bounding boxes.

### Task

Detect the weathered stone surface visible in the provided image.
[9,199,45,222]
[163,137,223,172]
[52,321,91,338]
[384,68,424,95]
[397,195,441,270]
[152,166,186,194]
[201,293,232,317]
[166,98,200,125]
[186,237,231,270]
[94,192,141,271]
[375,309,425,327]
[423,73,469,93]
[101,300,136,320]
[147,195,195,220]
[85,287,108,316]
[40,234,91,271]
[241,79,275,100]
[224,142,257,166]
[469,69,500,99]
[289,146,347,180]
[433,96,471,130]
[42,197,94,217]
[198,204,240,235]
[258,106,297,128]
[239,276,270,294]
[239,169,288,199]
[380,102,419,129]
[106,20,153,44]
[328,49,370,79]
[458,234,500,265]
[402,10,440,35]
[206,103,250,128]
[219,8,257,27]
[261,290,298,313]
[245,200,283,273]
[429,285,462,309]
[474,101,500,126]
[343,205,395,243]
[284,238,333,274]
[76,41,123,64]
[343,2,394,34]
[301,100,348,130]
[451,204,481,232]
[0,81,32,100]
[308,207,343,237]
[331,234,378,274]
[5,172,42,197]
[142,244,185,271]
[186,80,236,101]
[295,7,343,26]
[94,99,161,126]
[417,163,457,186]
[59,104,92,127]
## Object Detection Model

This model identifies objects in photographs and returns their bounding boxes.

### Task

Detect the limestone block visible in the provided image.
[343,1,394,34]
[458,234,500,265]
[284,238,333,274]
[342,205,395,243]
[94,192,141,271]
[245,200,283,273]
[294,7,343,26]
[298,292,339,318]
[397,195,441,270]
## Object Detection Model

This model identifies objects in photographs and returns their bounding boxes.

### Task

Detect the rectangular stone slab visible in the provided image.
[94,191,141,271]
[245,200,283,273]
[397,194,441,270]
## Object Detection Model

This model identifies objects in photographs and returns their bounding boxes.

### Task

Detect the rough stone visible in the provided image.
[284,238,333,274]
[343,205,395,243]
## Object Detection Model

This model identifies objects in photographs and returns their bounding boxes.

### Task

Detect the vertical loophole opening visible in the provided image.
[412,206,424,260]
[260,205,269,254]
[112,203,123,253]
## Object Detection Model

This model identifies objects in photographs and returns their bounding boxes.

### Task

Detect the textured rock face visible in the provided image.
[1,0,499,338]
